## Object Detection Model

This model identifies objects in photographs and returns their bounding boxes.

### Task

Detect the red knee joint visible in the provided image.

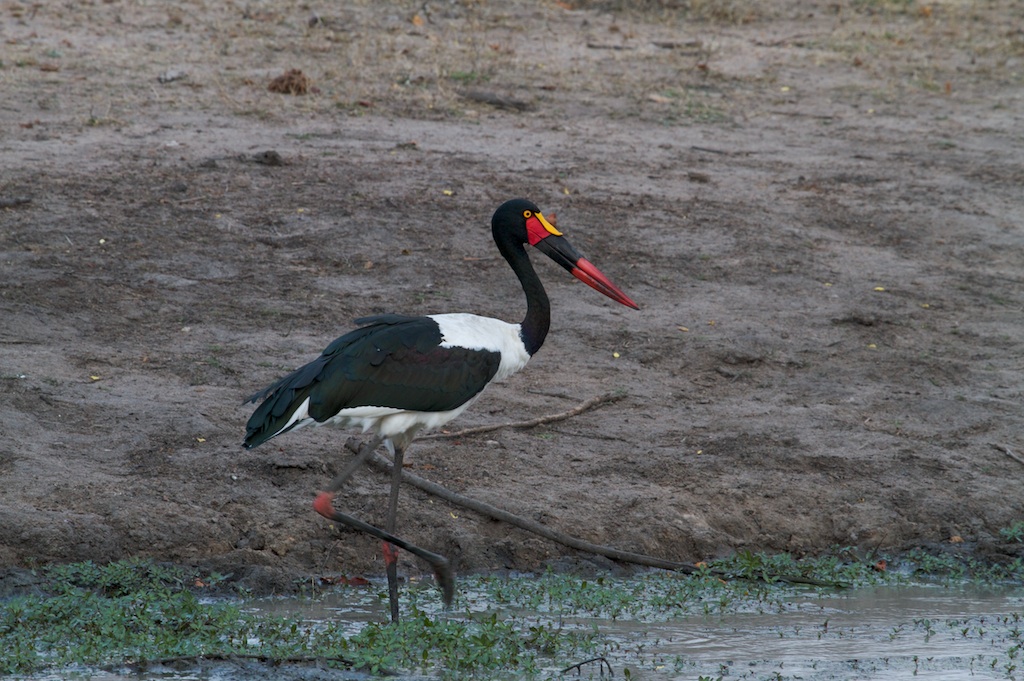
[381,541,399,566]
[313,491,336,519]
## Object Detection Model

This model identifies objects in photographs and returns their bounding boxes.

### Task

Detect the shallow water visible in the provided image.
[607,583,1024,679]
[28,578,1024,681]
[244,579,1024,680]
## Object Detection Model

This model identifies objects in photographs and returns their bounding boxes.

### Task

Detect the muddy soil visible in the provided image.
[1,0,1023,594]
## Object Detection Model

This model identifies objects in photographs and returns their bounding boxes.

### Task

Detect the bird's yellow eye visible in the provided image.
[523,210,532,218]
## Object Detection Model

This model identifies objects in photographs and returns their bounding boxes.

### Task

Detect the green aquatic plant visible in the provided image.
[901,548,1024,583]
[3,549,1020,677]
[1000,521,1024,544]
[0,560,601,676]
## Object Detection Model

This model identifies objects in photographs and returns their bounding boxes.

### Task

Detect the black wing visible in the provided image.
[243,314,501,449]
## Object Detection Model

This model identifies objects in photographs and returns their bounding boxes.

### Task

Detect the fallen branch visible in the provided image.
[365,445,695,572]
[422,392,625,439]
[349,440,844,588]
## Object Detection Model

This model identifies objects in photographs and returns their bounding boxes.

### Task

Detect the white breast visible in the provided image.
[430,313,531,381]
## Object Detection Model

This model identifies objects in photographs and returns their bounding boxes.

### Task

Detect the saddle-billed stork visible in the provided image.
[242,198,638,621]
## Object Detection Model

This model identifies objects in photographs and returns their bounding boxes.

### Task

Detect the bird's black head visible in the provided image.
[491,198,551,246]
[490,198,639,310]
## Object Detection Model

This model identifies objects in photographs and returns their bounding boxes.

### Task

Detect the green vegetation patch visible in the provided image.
[2,547,1022,677]
[0,559,599,676]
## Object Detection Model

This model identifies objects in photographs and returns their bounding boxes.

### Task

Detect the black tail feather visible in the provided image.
[242,362,323,449]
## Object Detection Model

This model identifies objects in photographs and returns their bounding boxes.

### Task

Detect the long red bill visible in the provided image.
[572,258,640,310]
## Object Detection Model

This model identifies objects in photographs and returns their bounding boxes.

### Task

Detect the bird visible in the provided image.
[242,198,639,622]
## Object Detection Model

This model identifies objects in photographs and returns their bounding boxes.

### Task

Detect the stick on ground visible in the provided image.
[991,442,1024,467]
[342,394,845,588]
[421,392,624,439]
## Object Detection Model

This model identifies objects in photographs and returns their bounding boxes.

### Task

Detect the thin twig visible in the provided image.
[652,39,702,49]
[421,392,625,439]
[752,33,820,47]
[991,442,1024,467]
[768,110,836,120]
[690,145,732,155]
[561,656,614,676]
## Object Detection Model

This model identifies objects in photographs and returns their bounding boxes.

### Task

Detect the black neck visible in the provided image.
[497,237,550,356]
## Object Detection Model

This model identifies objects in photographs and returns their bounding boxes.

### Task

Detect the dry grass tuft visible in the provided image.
[268,69,312,96]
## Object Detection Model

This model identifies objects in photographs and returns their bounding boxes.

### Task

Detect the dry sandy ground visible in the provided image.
[1,0,1023,593]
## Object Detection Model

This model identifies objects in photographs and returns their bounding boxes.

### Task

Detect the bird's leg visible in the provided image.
[383,443,405,623]
[313,437,454,613]
[324,435,382,493]
[312,496,453,602]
